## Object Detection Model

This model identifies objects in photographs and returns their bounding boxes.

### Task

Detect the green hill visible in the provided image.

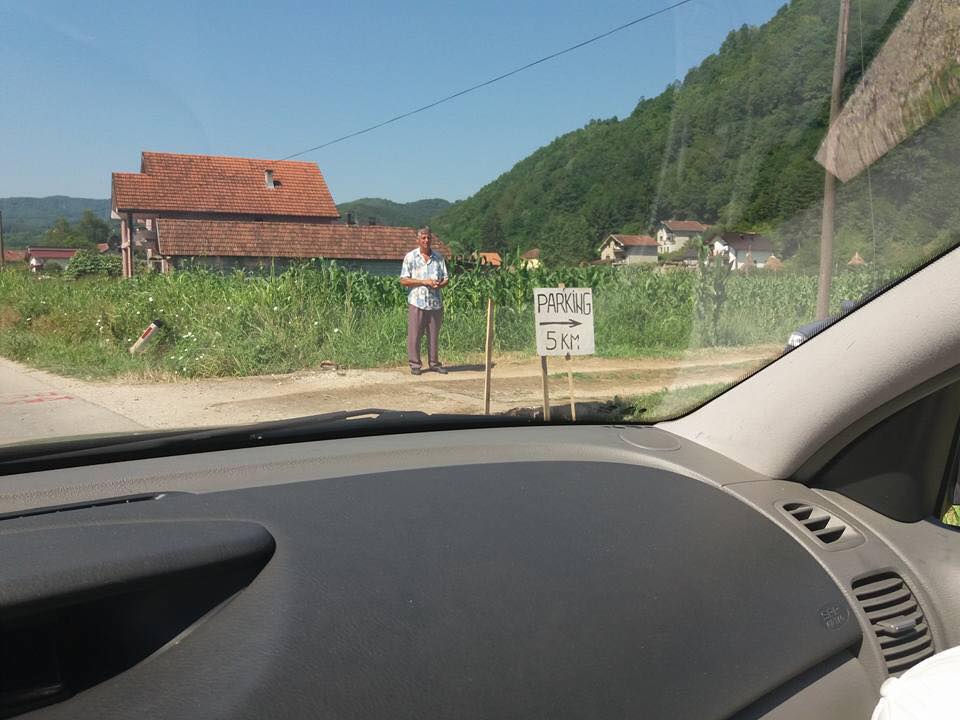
[1,196,112,247]
[432,0,959,268]
[336,198,451,228]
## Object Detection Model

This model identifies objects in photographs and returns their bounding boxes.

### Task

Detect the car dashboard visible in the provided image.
[1,424,958,720]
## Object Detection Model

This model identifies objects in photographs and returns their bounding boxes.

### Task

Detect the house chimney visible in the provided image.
[265,169,275,188]
[345,212,355,225]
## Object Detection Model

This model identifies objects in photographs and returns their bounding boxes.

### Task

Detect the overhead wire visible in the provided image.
[281,0,698,159]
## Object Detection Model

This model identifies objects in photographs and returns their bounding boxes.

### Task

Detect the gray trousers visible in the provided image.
[407,304,443,370]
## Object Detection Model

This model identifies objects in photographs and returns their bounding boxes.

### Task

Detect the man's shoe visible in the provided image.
[433,366,448,375]
[410,368,422,376]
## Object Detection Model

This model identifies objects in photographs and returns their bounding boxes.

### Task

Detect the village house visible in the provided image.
[24,247,79,270]
[598,234,658,265]
[712,232,774,270]
[656,220,709,254]
[111,152,448,277]
[520,248,541,269]
[475,252,502,267]
[2,249,26,265]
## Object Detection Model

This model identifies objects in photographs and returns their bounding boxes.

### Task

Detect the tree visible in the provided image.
[75,209,112,247]
[480,213,508,255]
[538,215,595,266]
[42,218,86,248]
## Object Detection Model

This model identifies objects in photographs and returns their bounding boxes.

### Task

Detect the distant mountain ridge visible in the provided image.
[336,198,452,229]
[0,196,111,233]
[0,195,452,248]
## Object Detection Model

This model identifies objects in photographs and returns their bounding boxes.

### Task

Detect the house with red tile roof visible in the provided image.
[3,249,26,265]
[598,234,658,265]
[474,252,502,268]
[24,247,79,270]
[655,219,709,255]
[111,152,449,276]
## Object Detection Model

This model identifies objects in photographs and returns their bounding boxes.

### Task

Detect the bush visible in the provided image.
[64,250,122,279]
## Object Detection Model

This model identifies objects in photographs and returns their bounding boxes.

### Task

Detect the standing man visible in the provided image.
[400,226,449,375]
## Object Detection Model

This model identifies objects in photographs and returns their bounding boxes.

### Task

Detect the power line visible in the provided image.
[282,0,698,160]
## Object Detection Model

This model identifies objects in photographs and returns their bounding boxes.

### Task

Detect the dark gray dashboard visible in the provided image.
[0,425,955,719]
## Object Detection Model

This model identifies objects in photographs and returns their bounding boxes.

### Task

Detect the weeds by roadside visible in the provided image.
[0,262,888,379]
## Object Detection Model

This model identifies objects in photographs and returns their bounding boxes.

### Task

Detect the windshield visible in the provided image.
[1,0,958,448]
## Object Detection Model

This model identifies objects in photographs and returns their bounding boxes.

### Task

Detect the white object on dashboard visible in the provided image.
[871,645,960,720]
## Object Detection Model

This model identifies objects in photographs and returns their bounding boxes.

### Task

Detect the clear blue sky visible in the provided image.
[0,0,787,203]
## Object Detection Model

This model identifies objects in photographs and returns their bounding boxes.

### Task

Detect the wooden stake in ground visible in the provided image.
[483,298,495,415]
[540,355,551,421]
[566,352,576,422]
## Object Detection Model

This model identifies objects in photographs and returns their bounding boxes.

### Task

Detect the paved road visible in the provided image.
[0,358,142,446]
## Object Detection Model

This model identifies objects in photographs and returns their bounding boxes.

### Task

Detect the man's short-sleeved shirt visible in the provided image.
[400,248,448,310]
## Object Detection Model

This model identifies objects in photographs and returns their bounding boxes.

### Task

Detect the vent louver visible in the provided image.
[852,572,935,675]
[777,501,864,549]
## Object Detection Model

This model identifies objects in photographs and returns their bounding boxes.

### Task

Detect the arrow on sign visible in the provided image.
[539,319,583,328]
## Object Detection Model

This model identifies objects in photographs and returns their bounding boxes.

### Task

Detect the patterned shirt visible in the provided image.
[400,248,448,310]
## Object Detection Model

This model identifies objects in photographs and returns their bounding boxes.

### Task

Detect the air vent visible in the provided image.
[852,572,935,674]
[777,501,864,549]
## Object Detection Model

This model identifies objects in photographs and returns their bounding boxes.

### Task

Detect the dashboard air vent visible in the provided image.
[777,501,864,549]
[852,571,935,675]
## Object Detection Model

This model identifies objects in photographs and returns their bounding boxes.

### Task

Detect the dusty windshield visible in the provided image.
[0,0,957,447]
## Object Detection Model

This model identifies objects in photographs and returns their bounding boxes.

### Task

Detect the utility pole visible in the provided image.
[0,210,5,271]
[817,0,851,320]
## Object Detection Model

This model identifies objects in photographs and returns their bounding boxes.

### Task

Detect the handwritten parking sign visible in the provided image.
[534,287,595,356]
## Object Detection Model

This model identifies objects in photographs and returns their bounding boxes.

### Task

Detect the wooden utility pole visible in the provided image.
[483,298,495,415]
[540,355,551,421]
[817,0,851,320]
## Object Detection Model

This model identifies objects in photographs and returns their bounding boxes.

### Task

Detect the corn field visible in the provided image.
[0,261,894,379]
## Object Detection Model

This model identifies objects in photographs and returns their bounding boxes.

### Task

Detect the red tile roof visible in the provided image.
[155,219,451,261]
[26,247,79,260]
[662,220,708,233]
[3,250,26,262]
[112,152,339,218]
[520,248,540,259]
[611,234,657,247]
[477,252,502,266]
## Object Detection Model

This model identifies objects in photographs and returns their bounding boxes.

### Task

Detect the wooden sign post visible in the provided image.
[533,283,594,421]
[483,298,495,415]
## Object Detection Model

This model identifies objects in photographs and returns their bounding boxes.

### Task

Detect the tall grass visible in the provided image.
[0,262,893,379]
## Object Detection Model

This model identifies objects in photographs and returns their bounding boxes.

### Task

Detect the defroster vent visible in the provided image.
[852,571,935,675]
[777,501,864,549]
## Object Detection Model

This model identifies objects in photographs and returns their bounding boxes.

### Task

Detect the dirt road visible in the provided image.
[0,346,780,444]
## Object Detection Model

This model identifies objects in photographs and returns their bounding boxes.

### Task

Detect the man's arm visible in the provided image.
[436,257,449,288]
[400,277,433,287]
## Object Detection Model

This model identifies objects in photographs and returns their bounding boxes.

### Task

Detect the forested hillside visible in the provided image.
[336,197,451,228]
[432,0,958,268]
[0,196,112,247]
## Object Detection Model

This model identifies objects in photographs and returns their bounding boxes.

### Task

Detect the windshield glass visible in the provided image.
[1,0,958,448]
